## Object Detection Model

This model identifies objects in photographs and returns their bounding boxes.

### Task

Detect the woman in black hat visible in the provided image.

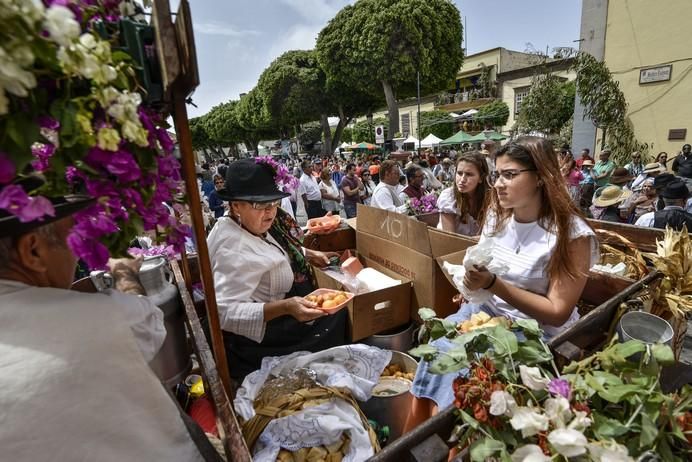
[207,159,347,382]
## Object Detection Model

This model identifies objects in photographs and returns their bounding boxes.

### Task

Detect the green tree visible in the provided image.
[235,88,280,151]
[351,117,388,144]
[297,121,323,149]
[517,75,575,135]
[419,110,455,140]
[572,52,645,163]
[474,100,509,128]
[316,0,464,136]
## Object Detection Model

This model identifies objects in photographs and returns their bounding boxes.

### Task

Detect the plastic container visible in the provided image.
[304,288,354,314]
[306,213,341,234]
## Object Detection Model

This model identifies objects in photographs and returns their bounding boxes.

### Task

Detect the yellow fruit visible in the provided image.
[322,300,337,310]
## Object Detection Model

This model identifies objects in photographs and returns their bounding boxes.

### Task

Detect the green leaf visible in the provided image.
[469,437,505,462]
[513,318,542,336]
[418,307,437,321]
[488,325,518,356]
[639,413,658,448]
[408,344,437,358]
[428,348,468,374]
[459,409,479,429]
[592,414,630,439]
[597,384,643,403]
[651,344,675,365]
[513,340,553,365]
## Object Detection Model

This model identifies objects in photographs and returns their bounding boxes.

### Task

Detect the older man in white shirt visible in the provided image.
[299,160,325,218]
[370,160,409,214]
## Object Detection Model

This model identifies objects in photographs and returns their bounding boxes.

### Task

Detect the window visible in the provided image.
[401,113,410,136]
[514,87,530,115]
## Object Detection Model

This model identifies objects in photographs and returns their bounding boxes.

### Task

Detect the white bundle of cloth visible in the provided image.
[234,345,391,462]
[442,238,509,304]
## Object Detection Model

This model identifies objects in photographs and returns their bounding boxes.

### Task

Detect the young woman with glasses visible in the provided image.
[406,136,599,430]
[437,151,491,236]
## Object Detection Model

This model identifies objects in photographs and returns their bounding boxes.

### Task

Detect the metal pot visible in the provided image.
[362,322,416,352]
[359,351,418,442]
[140,257,192,388]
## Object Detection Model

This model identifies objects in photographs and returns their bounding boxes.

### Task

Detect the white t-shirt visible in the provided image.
[436,186,480,236]
[319,180,340,212]
[300,173,321,201]
[479,214,599,338]
[370,182,408,213]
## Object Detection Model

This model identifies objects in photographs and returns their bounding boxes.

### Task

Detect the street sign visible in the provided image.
[375,125,385,144]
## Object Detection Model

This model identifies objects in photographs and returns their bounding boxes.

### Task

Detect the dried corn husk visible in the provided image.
[595,229,650,280]
[643,226,692,359]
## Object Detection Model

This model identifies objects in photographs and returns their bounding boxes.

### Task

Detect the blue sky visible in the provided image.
[184,0,582,117]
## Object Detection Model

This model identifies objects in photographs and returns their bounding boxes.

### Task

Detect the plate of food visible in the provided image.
[304,288,354,314]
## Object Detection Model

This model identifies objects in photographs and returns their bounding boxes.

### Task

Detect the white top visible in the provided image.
[300,173,322,201]
[635,205,687,227]
[436,186,480,236]
[207,217,294,342]
[479,215,599,338]
[280,196,295,220]
[360,179,377,205]
[319,180,340,212]
[0,280,202,461]
[371,182,408,213]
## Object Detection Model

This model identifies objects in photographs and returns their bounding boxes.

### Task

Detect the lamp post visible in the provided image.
[417,71,421,157]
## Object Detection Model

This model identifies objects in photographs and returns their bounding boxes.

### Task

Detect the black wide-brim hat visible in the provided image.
[217,158,290,202]
[0,176,95,238]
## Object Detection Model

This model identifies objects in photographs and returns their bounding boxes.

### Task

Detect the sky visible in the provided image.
[182,0,583,118]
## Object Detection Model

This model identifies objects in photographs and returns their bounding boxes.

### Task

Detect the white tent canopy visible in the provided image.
[340,141,351,148]
[420,133,442,148]
[458,109,478,119]
[402,135,420,148]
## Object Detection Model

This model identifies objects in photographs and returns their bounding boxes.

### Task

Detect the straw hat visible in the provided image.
[582,159,594,167]
[643,162,663,174]
[609,167,634,185]
[592,185,632,207]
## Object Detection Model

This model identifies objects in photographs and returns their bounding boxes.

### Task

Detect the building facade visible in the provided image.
[573,0,692,158]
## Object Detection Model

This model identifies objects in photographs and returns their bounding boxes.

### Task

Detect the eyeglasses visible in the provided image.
[250,200,281,210]
[489,169,537,184]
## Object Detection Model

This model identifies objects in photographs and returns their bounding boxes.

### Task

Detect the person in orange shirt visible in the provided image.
[368,160,381,184]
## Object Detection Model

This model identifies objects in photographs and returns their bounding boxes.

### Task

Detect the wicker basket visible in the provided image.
[242,385,380,455]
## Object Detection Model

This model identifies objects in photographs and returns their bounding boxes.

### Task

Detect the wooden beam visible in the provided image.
[171,261,251,461]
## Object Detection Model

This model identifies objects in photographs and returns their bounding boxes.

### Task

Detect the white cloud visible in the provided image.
[268,24,321,56]
[277,0,352,23]
[194,22,259,37]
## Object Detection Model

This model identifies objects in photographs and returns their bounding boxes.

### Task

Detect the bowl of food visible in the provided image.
[304,288,354,314]
[306,213,341,234]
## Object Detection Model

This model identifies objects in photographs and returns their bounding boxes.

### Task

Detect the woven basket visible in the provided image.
[242,386,380,455]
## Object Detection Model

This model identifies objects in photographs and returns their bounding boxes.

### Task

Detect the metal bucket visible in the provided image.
[359,351,418,442]
[617,311,674,346]
[362,323,416,352]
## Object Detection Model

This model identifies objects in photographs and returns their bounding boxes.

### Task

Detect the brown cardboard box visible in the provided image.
[313,253,412,341]
[355,205,475,320]
[303,224,356,252]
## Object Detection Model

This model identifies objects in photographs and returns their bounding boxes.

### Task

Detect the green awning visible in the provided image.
[440,130,474,145]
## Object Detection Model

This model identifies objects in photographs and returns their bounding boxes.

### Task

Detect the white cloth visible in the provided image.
[234,345,389,462]
[280,196,295,220]
[319,180,340,212]
[300,173,321,200]
[436,186,480,236]
[0,280,201,462]
[370,182,408,213]
[479,215,599,337]
[102,289,167,362]
[207,217,294,342]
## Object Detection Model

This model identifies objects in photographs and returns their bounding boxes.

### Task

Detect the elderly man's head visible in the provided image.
[0,217,77,289]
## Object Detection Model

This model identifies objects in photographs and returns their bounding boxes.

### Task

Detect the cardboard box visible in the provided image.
[303,224,356,252]
[355,205,476,320]
[313,253,412,341]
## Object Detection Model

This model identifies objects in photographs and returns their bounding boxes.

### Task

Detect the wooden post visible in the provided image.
[172,92,234,400]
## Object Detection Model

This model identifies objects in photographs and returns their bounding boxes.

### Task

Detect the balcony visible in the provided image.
[436,97,497,113]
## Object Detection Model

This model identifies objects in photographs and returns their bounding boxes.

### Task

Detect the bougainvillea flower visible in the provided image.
[0,153,16,184]
[547,377,572,400]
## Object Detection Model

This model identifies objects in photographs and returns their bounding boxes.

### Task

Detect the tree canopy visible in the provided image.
[475,100,510,128]
[517,75,575,135]
[419,110,455,140]
[316,0,463,135]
